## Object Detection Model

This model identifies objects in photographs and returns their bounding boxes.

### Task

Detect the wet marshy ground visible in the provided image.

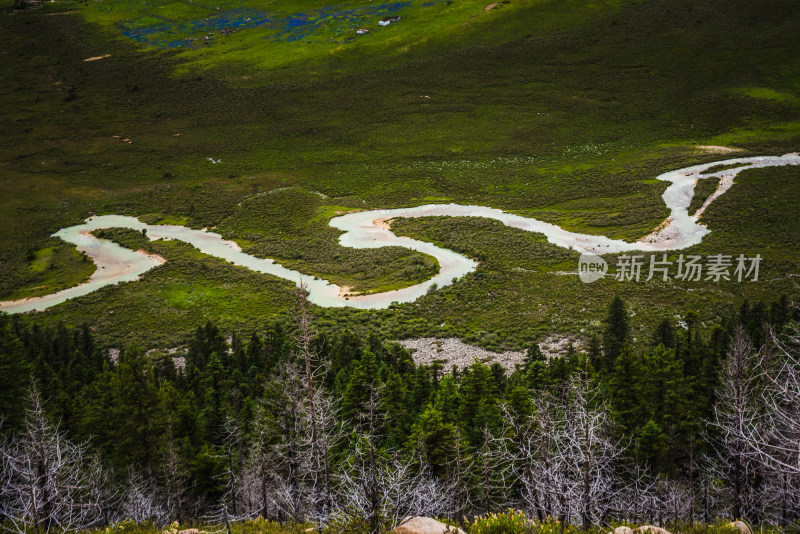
[116,2,413,48]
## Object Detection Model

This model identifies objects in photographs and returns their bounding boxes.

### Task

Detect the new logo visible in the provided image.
[579,253,608,284]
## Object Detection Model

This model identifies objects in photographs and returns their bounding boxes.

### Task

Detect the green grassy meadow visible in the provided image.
[1,0,799,348]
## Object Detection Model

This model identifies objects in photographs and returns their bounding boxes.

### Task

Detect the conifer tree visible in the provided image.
[603,295,630,370]
[458,361,500,448]
[524,343,548,388]
[231,331,247,376]
[638,419,668,472]
[653,318,676,350]
[643,343,690,468]
[608,341,643,435]
[524,343,545,371]
[328,329,363,389]
[187,321,227,378]
[770,294,790,330]
[433,374,461,425]
[490,362,506,393]
[245,333,263,374]
[380,371,410,449]
[0,315,30,434]
[411,365,433,414]
[341,350,380,427]
[107,344,165,472]
[408,404,460,478]
[201,352,228,443]
[587,335,603,374]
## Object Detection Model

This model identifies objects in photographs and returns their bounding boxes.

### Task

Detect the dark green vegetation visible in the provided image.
[220,189,440,294]
[50,228,296,348]
[688,177,720,215]
[1,295,798,531]
[1,0,800,347]
[0,238,95,300]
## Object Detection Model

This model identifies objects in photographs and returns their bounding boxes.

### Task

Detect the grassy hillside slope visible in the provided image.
[1,0,798,347]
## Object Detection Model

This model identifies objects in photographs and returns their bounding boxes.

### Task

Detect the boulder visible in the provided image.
[391,517,466,534]
[634,526,672,534]
[610,527,634,534]
[729,521,752,534]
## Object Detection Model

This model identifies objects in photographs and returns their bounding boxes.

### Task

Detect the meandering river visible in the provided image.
[2,154,798,313]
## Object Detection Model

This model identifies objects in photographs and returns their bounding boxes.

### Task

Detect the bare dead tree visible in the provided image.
[501,394,559,521]
[500,379,629,529]
[295,283,319,449]
[530,374,626,530]
[0,388,113,534]
[737,322,800,523]
[694,455,728,523]
[653,479,693,524]
[335,436,445,534]
[161,423,191,523]
[235,347,342,529]
[756,469,800,526]
[603,463,659,526]
[293,283,342,530]
[218,416,244,521]
[238,402,276,521]
[334,385,383,534]
[470,429,512,516]
[203,416,251,534]
[120,468,169,526]
[300,389,343,531]
[333,389,448,534]
[439,427,473,522]
[203,501,233,534]
[756,324,800,475]
[707,326,767,521]
[260,360,306,523]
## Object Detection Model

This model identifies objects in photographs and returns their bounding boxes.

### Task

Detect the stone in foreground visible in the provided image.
[729,521,752,534]
[634,526,672,534]
[391,516,466,534]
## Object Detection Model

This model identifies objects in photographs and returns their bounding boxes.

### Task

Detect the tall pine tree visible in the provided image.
[603,295,630,371]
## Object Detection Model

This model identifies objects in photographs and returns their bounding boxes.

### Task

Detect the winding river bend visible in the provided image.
[2,154,798,313]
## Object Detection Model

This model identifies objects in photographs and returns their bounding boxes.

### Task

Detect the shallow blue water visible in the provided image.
[117,2,411,49]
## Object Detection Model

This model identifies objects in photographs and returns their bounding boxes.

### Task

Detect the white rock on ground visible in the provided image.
[391,516,466,534]
[398,337,525,373]
[398,335,583,373]
[729,521,752,534]
[634,526,672,534]
[539,333,584,359]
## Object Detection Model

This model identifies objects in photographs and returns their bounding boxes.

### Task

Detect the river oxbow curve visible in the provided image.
[2,154,798,313]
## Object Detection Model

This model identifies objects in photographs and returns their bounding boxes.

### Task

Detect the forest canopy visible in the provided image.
[1,294,799,533]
